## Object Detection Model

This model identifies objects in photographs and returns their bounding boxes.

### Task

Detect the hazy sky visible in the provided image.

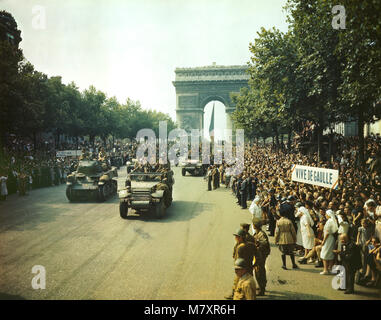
[1,0,289,135]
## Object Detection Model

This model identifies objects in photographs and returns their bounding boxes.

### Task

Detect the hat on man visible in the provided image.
[240,223,250,230]
[233,228,246,238]
[234,258,248,270]
[295,202,303,208]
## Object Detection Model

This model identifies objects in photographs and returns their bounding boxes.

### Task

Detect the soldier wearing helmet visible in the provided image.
[233,258,256,300]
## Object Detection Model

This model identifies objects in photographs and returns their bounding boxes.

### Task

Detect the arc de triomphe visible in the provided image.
[172,64,249,133]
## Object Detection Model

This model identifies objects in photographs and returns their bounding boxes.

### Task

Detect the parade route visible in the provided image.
[0,166,379,300]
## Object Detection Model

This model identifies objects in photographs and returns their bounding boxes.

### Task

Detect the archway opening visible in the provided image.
[203,101,226,141]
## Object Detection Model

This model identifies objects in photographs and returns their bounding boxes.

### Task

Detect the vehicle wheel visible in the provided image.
[112,180,118,195]
[155,200,165,219]
[164,191,173,208]
[120,201,128,219]
[182,168,186,176]
[66,186,73,202]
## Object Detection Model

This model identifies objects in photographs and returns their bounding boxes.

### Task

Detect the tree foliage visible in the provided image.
[232,0,381,163]
[0,12,176,148]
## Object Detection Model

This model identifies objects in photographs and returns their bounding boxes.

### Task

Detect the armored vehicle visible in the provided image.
[66,160,118,202]
[118,170,174,219]
[181,159,207,176]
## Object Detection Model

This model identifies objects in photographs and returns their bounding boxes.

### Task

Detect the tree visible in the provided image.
[0,39,24,146]
[82,86,107,145]
[336,0,381,165]
[285,0,345,161]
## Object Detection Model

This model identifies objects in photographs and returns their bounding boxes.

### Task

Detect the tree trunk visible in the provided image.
[33,132,37,151]
[317,108,324,162]
[317,125,322,162]
[328,127,333,164]
[287,128,292,151]
[358,110,365,167]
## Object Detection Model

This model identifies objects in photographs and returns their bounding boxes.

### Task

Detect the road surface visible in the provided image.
[0,166,380,300]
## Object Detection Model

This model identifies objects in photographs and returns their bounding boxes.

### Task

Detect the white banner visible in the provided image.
[291,164,339,189]
[56,150,82,157]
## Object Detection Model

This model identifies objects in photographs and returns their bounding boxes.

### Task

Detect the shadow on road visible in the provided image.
[122,201,213,223]
[260,290,328,300]
[0,292,26,300]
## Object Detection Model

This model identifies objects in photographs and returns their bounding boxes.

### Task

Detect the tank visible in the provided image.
[66,160,118,202]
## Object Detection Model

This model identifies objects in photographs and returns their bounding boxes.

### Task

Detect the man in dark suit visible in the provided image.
[338,234,362,294]
[236,176,242,206]
[240,175,248,209]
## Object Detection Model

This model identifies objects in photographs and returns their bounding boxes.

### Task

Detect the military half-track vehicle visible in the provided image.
[181,159,207,176]
[66,160,118,202]
[118,170,174,219]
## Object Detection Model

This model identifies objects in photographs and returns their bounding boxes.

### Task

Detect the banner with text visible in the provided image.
[291,164,339,189]
[56,150,82,157]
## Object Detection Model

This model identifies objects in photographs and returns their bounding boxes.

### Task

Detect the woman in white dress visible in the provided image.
[294,203,304,252]
[249,196,263,234]
[299,206,315,258]
[320,210,338,275]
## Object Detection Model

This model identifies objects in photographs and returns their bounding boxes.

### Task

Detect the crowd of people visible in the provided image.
[0,136,138,202]
[205,134,381,299]
[1,131,380,299]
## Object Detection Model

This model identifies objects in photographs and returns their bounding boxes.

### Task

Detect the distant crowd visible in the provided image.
[0,136,138,201]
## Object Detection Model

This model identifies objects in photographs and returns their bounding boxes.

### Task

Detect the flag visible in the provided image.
[209,103,215,138]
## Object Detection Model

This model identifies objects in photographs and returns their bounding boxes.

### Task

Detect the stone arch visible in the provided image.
[173,64,249,133]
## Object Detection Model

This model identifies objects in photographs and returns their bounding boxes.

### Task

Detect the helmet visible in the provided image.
[295,202,303,208]
[240,223,250,229]
[288,195,296,201]
[233,228,246,238]
[234,258,248,269]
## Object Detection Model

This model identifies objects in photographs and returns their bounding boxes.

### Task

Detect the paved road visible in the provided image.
[0,166,380,300]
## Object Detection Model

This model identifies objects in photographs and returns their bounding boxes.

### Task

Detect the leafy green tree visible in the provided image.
[335,0,381,165]
[82,86,107,145]
[285,0,345,160]
[0,39,24,146]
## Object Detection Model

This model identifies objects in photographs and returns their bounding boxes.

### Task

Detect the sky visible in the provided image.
[1,0,289,137]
